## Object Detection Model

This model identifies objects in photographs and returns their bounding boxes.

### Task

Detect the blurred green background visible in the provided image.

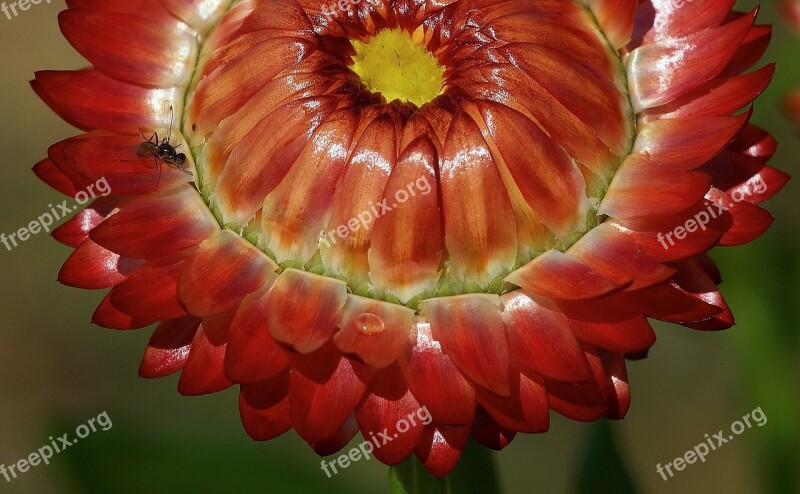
[0,1,797,493]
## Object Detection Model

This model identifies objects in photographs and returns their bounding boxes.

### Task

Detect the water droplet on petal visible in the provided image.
[354,312,384,335]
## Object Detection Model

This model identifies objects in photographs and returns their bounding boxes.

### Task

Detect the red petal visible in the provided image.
[33,158,80,197]
[355,365,426,465]
[261,109,359,264]
[59,11,196,86]
[673,258,735,331]
[367,136,443,302]
[439,111,517,287]
[61,131,194,195]
[706,188,774,246]
[473,369,549,433]
[468,100,590,237]
[506,250,621,301]
[628,11,756,111]
[471,408,516,451]
[90,186,218,259]
[213,96,339,225]
[59,239,142,289]
[569,316,656,354]
[421,295,511,397]
[139,317,200,378]
[239,372,292,441]
[701,152,789,205]
[32,69,178,133]
[52,196,122,248]
[321,111,398,285]
[267,269,348,354]
[607,204,726,263]
[178,320,234,395]
[500,291,590,382]
[109,249,193,320]
[600,351,630,420]
[159,0,230,34]
[289,343,373,443]
[178,230,276,316]
[643,65,774,121]
[634,112,750,170]
[311,415,360,456]
[225,285,291,383]
[568,223,675,290]
[588,0,638,48]
[400,320,476,425]
[414,424,471,479]
[92,293,154,330]
[599,155,711,219]
[546,345,607,422]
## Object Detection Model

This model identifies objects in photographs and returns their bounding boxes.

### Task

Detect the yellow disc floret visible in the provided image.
[351,28,445,107]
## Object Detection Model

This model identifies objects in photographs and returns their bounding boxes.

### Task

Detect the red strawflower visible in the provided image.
[32,0,788,477]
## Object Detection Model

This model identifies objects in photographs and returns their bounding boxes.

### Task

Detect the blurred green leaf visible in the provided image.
[49,420,354,494]
[572,421,637,494]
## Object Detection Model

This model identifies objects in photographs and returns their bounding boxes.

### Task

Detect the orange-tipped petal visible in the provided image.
[439,112,517,288]
[367,136,443,302]
[266,269,348,354]
[333,296,415,368]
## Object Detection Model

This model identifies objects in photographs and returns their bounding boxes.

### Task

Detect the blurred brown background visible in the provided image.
[0,1,797,493]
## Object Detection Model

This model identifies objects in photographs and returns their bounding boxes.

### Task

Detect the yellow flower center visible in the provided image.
[350,28,445,107]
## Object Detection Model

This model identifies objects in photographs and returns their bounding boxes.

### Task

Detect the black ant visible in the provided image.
[130,101,193,185]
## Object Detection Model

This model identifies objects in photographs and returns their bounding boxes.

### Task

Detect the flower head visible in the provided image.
[33,0,787,477]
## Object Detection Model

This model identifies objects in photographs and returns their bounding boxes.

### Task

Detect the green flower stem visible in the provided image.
[389,439,502,494]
